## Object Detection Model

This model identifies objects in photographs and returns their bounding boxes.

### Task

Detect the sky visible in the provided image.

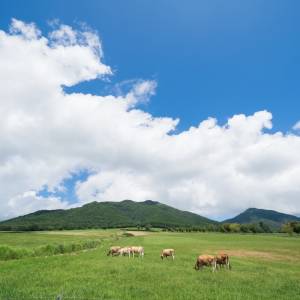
[0,1,300,221]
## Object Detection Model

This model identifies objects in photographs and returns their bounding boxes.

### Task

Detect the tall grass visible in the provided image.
[0,239,101,260]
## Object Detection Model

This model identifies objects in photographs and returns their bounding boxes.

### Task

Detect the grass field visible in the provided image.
[0,229,119,248]
[1,230,300,300]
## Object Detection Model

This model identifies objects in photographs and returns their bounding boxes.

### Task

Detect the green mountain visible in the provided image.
[0,200,217,231]
[223,208,300,229]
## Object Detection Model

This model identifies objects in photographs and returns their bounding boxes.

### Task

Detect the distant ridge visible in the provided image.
[223,208,300,229]
[1,202,299,232]
[0,200,217,231]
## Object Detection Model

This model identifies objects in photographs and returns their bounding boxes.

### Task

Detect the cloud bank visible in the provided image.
[1,19,300,221]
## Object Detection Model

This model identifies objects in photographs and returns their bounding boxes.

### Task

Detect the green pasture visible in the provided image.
[0,231,300,299]
[0,229,119,248]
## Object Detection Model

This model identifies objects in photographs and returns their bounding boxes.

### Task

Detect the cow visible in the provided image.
[215,253,231,270]
[131,246,144,258]
[194,255,216,272]
[118,247,132,257]
[107,246,121,256]
[161,249,175,260]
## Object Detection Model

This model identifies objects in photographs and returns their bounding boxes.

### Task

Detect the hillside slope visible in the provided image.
[0,200,217,230]
[223,208,300,229]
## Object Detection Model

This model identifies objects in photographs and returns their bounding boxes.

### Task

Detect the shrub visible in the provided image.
[0,246,32,260]
[228,223,241,233]
[122,232,135,237]
[145,224,152,231]
[240,224,250,233]
[281,222,300,235]
[0,239,102,261]
[281,223,293,235]
[293,223,300,234]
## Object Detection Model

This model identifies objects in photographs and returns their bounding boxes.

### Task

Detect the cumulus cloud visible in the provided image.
[1,19,300,221]
[126,80,157,107]
[8,191,69,219]
[10,18,41,40]
[293,121,300,131]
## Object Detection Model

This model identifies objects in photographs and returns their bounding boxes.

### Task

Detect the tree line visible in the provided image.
[0,221,299,234]
[162,221,300,234]
[280,222,300,234]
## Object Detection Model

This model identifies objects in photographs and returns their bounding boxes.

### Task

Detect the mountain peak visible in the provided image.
[224,207,300,229]
[143,200,159,205]
[0,200,215,230]
[120,199,135,204]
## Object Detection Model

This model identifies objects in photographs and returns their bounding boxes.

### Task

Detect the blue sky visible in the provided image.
[1,0,300,132]
[1,1,300,220]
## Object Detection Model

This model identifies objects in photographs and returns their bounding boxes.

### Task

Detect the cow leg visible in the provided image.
[212,260,217,272]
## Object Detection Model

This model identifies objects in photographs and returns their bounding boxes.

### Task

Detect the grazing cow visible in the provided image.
[194,255,216,272]
[107,246,121,256]
[118,247,132,257]
[131,246,144,258]
[161,249,175,260]
[215,253,231,270]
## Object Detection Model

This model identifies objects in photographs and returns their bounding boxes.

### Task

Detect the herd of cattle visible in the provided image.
[107,246,231,272]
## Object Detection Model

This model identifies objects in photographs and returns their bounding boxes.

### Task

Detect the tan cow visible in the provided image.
[194,255,216,272]
[118,247,132,257]
[215,253,231,270]
[131,246,144,258]
[161,249,175,260]
[107,246,121,256]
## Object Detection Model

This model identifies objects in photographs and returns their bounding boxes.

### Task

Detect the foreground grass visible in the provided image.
[0,231,300,299]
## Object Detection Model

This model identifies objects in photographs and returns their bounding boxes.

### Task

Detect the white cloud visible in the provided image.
[126,80,157,107]
[1,19,300,221]
[7,191,69,220]
[10,18,41,40]
[293,121,300,131]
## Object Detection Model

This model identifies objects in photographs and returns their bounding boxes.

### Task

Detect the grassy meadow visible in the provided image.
[1,230,300,299]
[0,229,119,248]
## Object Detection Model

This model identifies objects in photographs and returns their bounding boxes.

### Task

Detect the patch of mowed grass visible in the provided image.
[1,232,300,299]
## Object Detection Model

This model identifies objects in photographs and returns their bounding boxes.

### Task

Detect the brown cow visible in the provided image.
[215,253,231,270]
[131,246,144,258]
[118,247,132,257]
[161,249,175,260]
[194,255,216,272]
[107,246,121,256]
